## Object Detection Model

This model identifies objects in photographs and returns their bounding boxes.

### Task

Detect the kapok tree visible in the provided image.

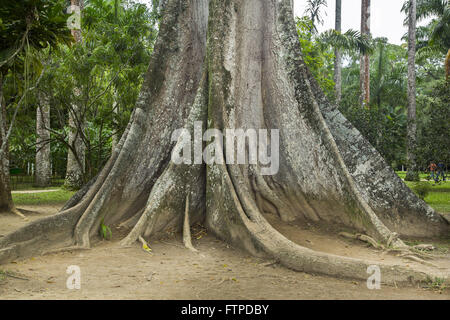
[0,0,448,283]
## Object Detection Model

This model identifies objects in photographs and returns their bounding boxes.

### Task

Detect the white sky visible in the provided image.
[137,0,427,45]
[294,0,409,45]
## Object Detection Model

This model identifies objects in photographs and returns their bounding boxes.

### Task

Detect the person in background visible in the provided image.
[437,162,446,182]
[428,161,437,182]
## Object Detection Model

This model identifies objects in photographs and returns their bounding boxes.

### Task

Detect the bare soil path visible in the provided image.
[11,189,60,194]
[0,205,448,300]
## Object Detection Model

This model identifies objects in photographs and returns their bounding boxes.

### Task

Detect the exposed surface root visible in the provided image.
[399,254,439,268]
[338,232,438,267]
[42,246,91,256]
[11,208,27,220]
[339,232,385,250]
[183,195,198,253]
[138,236,153,255]
[413,244,435,251]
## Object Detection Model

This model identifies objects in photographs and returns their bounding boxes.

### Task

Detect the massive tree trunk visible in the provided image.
[0,0,448,283]
[334,0,342,103]
[65,0,86,189]
[405,0,419,182]
[359,0,370,107]
[35,93,52,187]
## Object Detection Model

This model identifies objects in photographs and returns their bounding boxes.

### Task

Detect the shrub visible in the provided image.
[411,182,431,200]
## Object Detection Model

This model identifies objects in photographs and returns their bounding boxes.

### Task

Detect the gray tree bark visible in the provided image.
[405,0,419,182]
[35,93,51,187]
[65,102,86,189]
[359,0,370,107]
[334,0,342,103]
[0,0,448,283]
[65,0,86,189]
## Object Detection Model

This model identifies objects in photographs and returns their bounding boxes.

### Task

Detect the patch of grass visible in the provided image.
[424,191,450,214]
[396,171,430,180]
[424,276,447,293]
[99,218,112,240]
[409,182,431,200]
[12,189,75,206]
[400,179,450,214]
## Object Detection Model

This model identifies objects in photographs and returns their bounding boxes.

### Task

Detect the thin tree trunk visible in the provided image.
[65,0,86,189]
[65,102,86,189]
[334,0,342,103]
[359,0,370,107]
[111,90,119,151]
[35,93,51,187]
[445,48,449,81]
[405,0,419,181]
[0,73,14,212]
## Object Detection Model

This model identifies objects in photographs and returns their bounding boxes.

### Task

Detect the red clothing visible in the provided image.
[428,163,437,172]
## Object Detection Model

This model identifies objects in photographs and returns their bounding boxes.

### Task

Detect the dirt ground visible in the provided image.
[0,204,449,300]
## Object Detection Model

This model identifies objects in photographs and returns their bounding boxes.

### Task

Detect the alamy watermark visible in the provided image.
[367,265,381,290]
[66,5,81,30]
[66,265,81,290]
[170,122,280,176]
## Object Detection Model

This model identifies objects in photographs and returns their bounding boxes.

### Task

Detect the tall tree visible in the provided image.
[65,0,86,189]
[304,0,328,33]
[405,0,420,181]
[0,0,72,215]
[416,0,450,79]
[35,92,51,187]
[1,0,448,283]
[0,72,14,214]
[360,0,371,107]
[334,0,342,103]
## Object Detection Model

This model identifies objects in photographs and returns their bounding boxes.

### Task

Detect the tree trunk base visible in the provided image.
[0,0,448,286]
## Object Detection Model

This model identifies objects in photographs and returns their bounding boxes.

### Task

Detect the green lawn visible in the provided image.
[398,172,450,214]
[12,189,75,206]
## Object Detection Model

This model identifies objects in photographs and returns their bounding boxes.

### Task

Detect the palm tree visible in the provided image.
[360,0,371,107]
[0,0,72,215]
[317,27,374,104]
[334,0,342,103]
[304,0,328,33]
[405,0,419,181]
[416,0,450,79]
[35,90,51,188]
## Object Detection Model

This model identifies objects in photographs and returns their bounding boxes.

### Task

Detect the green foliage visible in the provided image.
[416,0,450,53]
[416,79,450,167]
[296,16,335,97]
[12,189,75,205]
[99,218,112,240]
[7,0,158,180]
[425,276,447,291]
[318,29,374,55]
[402,179,450,213]
[0,0,72,72]
[410,182,432,199]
